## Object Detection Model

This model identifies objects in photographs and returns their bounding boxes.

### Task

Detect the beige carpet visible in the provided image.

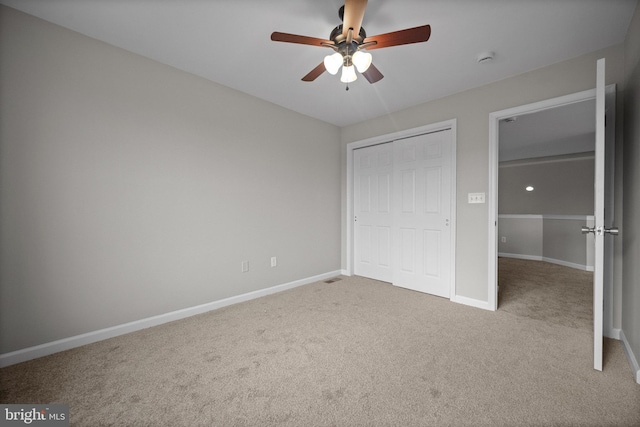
[498,257,593,331]
[2,268,639,426]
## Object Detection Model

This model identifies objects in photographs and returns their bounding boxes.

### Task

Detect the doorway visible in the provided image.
[488,86,616,335]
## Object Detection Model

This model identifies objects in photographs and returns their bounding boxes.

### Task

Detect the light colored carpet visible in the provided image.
[498,257,593,331]
[1,268,639,426]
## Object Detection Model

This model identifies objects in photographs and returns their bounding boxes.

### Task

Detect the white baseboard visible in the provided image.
[0,270,342,368]
[451,294,492,311]
[606,328,621,340]
[541,257,593,272]
[498,252,542,262]
[498,253,592,271]
[620,330,640,384]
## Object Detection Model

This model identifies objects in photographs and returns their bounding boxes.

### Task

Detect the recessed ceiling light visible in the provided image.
[525,186,534,192]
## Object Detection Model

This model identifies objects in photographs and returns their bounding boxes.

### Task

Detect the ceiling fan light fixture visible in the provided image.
[324,52,343,75]
[352,50,372,73]
[340,64,357,83]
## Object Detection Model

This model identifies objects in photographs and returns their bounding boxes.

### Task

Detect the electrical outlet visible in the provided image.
[241,261,249,273]
[501,236,507,243]
[468,192,486,204]
[271,257,277,267]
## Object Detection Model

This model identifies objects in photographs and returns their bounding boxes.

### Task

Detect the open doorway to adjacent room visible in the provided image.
[496,99,596,332]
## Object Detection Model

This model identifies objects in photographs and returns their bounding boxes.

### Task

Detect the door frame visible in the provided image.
[488,86,616,333]
[346,119,457,298]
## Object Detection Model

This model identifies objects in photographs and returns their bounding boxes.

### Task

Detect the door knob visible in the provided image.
[581,226,595,235]
[604,227,619,236]
[581,226,619,236]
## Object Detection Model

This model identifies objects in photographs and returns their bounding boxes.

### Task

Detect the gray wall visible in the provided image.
[498,216,593,270]
[499,155,594,215]
[0,7,341,354]
[341,45,625,304]
[497,216,543,258]
[542,218,592,268]
[622,3,640,380]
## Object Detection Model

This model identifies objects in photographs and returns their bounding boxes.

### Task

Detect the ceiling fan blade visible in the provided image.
[342,0,368,38]
[271,32,333,47]
[302,62,326,82]
[362,63,383,84]
[364,25,431,50]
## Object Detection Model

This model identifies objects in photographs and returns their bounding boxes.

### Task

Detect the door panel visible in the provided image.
[423,229,441,277]
[393,131,452,297]
[425,167,442,213]
[401,170,416,213]
[354,144,394,282]
[399,228,416,273]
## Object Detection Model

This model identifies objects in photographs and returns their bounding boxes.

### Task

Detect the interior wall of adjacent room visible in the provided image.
[0,6,341,354]
[341,44,625,304]
[498,156,595,215]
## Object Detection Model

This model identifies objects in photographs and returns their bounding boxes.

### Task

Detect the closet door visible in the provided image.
[393,130,452,297]
[353,143,393,282]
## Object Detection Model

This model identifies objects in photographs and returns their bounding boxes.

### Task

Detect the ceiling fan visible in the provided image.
[270,0,431,87]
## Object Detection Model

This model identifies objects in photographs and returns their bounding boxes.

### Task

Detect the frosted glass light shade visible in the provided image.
[340,65,357,83]
[324,52,343,75]
[352,51,372,73]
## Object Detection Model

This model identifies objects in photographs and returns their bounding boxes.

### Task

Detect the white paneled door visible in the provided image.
[354,143,394,282]
[393,131,452,297]
[353,129,453,297]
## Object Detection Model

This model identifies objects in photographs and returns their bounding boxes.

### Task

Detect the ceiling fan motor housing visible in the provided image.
[330,25,367,45]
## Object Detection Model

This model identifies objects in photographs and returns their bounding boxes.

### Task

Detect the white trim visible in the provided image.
[489,88,601,313]
[541,257,592,272]
[0,270,342,368]
[498,253,543,262]
[499,153,595,167]
[450,294,492,311]
[620,330,640,384]
[498,214,543,220]
[498,214,594,221]
[541,214,594,221]
[345,119,457,302]
[607,328,621,340]
[498,253,592,271]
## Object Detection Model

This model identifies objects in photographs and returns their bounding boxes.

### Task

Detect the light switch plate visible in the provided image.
[468,192,486,204]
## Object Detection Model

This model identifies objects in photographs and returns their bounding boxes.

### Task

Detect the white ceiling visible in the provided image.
[499,99,596,161]
[1,0,637,128]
